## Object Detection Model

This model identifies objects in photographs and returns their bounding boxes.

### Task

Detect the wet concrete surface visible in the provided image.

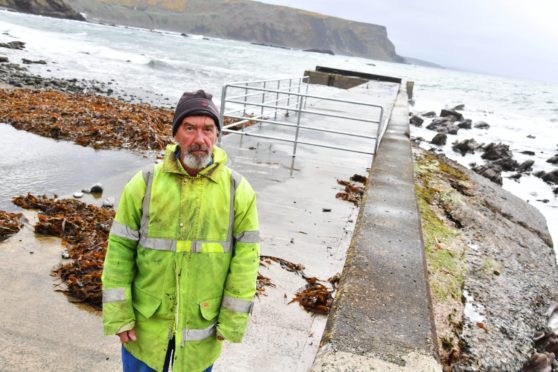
[0,124,155,211]
[216,81,399,371]
[0,80,399,371]
[312,86,442,371]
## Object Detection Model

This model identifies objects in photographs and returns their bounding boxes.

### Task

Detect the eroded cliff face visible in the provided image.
[0,0,85,20]
[65,0,402,62]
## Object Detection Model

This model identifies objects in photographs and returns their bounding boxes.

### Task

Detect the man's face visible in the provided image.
[174,115,218,170]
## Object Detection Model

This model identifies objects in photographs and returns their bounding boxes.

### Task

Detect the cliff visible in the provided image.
[65,0,403,62]
[0,0,85,20]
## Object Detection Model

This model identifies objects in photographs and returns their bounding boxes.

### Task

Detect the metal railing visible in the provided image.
[218,77,385,167]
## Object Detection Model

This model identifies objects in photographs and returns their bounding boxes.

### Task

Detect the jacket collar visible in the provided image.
[162,144,227,183]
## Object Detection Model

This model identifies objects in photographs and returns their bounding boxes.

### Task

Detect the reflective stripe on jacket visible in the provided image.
[102,144,260,372]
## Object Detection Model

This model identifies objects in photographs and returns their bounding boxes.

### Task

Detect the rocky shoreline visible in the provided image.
[415,149,558,371]
[410,107,558,196]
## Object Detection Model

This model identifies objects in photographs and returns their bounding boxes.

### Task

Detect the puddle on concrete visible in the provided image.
[0,124,155,211]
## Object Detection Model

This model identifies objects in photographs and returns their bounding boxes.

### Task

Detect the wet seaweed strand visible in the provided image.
[0,210,24,241]
[13,193,114,308]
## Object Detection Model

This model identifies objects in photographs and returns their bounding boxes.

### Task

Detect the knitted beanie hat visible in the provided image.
[172,90,221,136]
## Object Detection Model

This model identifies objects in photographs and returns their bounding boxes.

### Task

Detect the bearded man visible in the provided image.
[102,90,260,372]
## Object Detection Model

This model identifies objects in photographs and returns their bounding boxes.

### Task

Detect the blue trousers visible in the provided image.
[122,339,213,372]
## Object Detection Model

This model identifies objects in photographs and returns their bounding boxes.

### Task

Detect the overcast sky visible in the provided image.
[254,0,558,84]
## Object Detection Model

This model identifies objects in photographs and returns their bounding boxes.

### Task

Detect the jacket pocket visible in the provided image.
[199,297,222,322]
[132,285,162,319]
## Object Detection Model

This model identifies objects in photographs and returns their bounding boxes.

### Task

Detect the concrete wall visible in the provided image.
[311,85,442,371]
[304,71,367,89]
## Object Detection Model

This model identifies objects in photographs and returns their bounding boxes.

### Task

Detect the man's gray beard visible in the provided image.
[182,151,212,170]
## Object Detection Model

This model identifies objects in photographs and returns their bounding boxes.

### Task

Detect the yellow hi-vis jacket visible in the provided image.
[102,144,260,372]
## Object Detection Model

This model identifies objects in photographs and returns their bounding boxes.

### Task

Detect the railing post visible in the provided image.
[243,82,248,116]
[374,107,384,154]
[296,78,302,110]
[290,86,305,171]
[287,79,292,114]
[218,85,227,146]
[274,80,280,120]
[304,76,310,109]
[260,81,266,128]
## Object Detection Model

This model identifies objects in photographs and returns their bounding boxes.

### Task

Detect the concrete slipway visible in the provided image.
[0,80,433,371]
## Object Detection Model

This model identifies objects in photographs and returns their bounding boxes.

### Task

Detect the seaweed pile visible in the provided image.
[0,88,253,152]
[260,255,340,315]
[0,210,24,241]
[13,193,114,308]
[335,174,368,206]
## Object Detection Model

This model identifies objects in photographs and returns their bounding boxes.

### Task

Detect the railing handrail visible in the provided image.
[218,76,386,167]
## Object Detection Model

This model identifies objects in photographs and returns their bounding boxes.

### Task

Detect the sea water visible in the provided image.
[0,10,556,247]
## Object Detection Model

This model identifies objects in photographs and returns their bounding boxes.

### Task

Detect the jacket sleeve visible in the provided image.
[217,176,260,342]
[102,170,145,335]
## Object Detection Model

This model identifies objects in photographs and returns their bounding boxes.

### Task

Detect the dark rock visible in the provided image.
[517,160,535,173]
[474,121,491,129]
[493,158,519,172]
[527,134,536,139]
[508,173,522,181]
[304,49,335,55]
[546,155,558,164]
[472,164,503,185]
[522,352,555,372]
[430,133,447,146]
[440,109,464,121]
[89,183,103,193]
[409,115,424,127]
[482,143,513,161]
[21,58,47,65]
[521,151,536,156]
[537,199,550,204]
[534,171,546,178]
[457,119,472,129]
[452,104,465,111]
[411,136,424,144]
[0,41,25,50]
[180,33,189,37]
[542,170,558,185]
[452,139,479,156]
[554,188,558,195]
[0,56,8,63]
[426,118,458,134]
[422,111,436,118]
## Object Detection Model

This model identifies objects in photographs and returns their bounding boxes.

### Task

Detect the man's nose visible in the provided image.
[193,129,205,144]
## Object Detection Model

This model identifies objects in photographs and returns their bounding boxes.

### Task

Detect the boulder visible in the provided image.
[508,173,522,181]
[482,143,513,161]
[520,151,536,156]
[534,171,546,178]
[430,133,447,146]
[554,187,558,195]
[546,155,558,164]
[516,160,535,173]
[452,104,465,111]
[472,164,503,185]
[89,183,103,193]
[492,158,519,172]
[527,134,536,139]
[422,111,436,118]
[0,56,8,63]
[409,115,424,127]
[457,119,472,129]
[21,58,47,65]
[426,118,459,134]
[440,109,464,121]
[474,121,491,129]
[452,139,479,156]
[0,41,25,50]
[542,170,558,185]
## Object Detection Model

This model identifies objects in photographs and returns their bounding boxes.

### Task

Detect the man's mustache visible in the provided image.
[187,144,210,154]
